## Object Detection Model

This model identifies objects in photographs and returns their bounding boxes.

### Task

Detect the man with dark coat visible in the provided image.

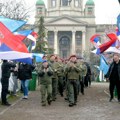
[18,63,35,99]
[49,55,59,101]
[1,60,16,106]
[105,53,120,102]
[84,62,91,88]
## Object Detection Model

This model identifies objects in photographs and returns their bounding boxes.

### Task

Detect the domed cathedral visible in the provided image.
[35,0,96,58]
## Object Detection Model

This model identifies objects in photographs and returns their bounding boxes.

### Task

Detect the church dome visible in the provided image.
[86,0,94,5]
[36,0,45,5]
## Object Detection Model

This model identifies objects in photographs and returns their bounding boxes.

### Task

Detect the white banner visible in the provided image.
[0,51,32,60]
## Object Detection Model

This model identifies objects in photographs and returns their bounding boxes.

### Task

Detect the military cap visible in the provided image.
[69,55,76,60]
[50,54,56,58]
[42,60,47,63]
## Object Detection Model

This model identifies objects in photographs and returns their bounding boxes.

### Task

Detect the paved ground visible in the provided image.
[0,82,120,120]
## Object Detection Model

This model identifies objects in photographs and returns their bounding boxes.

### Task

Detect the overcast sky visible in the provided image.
[25,0,120,24]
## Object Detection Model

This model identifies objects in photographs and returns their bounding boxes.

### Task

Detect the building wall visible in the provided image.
[35,0,115,58]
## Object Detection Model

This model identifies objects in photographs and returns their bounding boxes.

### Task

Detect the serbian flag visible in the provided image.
[98,33,118,53]
[27,32,38,50]
[0,16,26,32]
[31,32,38,39]
[92,40,120,54]
[90,34,101,48]
[0,22,28,53]
[0,51,33,64]
[91,33,118,55]
[14,30,33,41]
[27,35,36,50]
[104,40,120,53]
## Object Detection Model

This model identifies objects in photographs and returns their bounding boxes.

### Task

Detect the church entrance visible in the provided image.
[59,36,70,58]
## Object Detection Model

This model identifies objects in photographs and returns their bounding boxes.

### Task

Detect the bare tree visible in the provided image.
[0,0,33,20]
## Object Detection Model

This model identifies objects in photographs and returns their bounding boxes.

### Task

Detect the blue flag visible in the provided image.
[117,14,120,31]
[32,53,44,63]
[0,16,26,32]
[14,30,33,36]
[99,55,109,75]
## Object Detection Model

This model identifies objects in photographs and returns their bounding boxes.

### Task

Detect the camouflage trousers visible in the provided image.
[40,84,52,104]
[52,78,58,100]
[68,80,78,104]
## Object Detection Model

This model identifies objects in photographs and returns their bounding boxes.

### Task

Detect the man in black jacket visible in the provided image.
[105,53,120,102]
[18,63,35,99]
[84,62,91,88]
[1,60,16,106]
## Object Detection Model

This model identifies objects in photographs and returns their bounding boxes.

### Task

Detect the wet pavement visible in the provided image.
[0,82,120,120]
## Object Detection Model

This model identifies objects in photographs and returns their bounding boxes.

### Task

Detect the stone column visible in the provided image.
[71,31,76,54]
[54,31,58,55]
[71,0,74,8]
[60,0,62,6]
[82,31,86,56]
[56,0,59,9]
[48,0,50,9]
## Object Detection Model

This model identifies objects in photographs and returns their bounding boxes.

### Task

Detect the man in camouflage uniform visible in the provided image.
[78,58,87,95]
[36,55,47,85]
[64,59,69,101]
[49,55,59,101]
[38,61,53,106]
[56,57,65,97]
[65,55,80,107]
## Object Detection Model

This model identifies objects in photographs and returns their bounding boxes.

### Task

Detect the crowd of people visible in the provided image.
[0,54,92,107]
[0,60,35,106]
[37,54,92,107]
[1,53,120,109]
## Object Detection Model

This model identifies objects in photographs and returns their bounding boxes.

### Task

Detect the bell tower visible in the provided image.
[35,0,46,24]
[85,0,95,16]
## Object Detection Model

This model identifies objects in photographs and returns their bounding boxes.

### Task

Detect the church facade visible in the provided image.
[35,0,114,59]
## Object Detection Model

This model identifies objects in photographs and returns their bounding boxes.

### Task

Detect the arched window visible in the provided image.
[59,36,70,58]
[51,0,56,7]
[48,31,54,47]
[75,31,82,46]
[75,0,79,7]
[37,7,43,14]
[87,7,93,15]
[74,0,82,7]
